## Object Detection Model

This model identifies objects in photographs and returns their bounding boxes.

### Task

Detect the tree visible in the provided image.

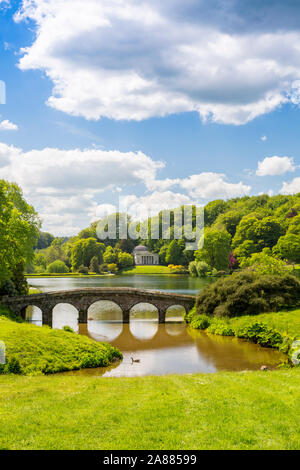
[71,238,104,270]
[118,252,134,268]
[89,256,100,273]
[204,200,227,226]
[47,260,69,273]
[0,180,40,286]
[165,240,185,265]
[274,234,300,265]
[36,231,54,249]
[103,246,117,264]
[195,229,231,271]
[240,252,287,276]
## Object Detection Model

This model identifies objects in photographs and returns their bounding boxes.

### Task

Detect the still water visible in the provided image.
[28,274,211,295]
[26,275,286,376]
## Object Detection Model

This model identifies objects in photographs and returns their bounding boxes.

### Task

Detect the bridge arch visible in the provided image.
[52,303,79,330]
[24,305,43,325]
[87,300,123,322]
[165,304,186,322]
[129,302,159,340]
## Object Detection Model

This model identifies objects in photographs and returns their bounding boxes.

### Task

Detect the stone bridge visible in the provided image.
[1,288,195,327]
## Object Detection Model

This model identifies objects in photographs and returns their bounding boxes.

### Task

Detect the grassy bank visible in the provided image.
[120,265,174,275]
[188,308,300,361]
[26,273,114,278]
[0,370,299,450]
[0,316,122,375]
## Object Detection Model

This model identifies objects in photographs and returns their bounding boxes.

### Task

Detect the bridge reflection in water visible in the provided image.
[26,303,286,376]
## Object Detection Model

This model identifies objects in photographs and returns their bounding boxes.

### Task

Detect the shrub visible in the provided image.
[7,357,22,374]
[195,272,300,318]
[62,325,75,333]
[77,265,89,275]
[47,260,69,274]
[190,315,211,330]
[107,263,118,274]
[207,322,234,336]
[234,321,283,348]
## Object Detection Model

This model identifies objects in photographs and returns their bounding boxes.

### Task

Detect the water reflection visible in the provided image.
[52,303,78,331]
[25,305,42,326]
[27,302,287,377]
[130,303,158,340]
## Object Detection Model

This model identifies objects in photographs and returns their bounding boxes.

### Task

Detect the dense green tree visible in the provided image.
[274,234,300,264]
[71,238,104,270]
[0,180,40,286]
[36,231,54,249]
[240,251,287,276]
[195,229,231,271]
[89,256,100,273]
[165,240,185,265]
[47,260,69,273]
[204,200,227,226]
[103,246,118,264]
[118,252,134,268]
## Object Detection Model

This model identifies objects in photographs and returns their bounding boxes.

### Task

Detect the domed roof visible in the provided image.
[133,245,148,252]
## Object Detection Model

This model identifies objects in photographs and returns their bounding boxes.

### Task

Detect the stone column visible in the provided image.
[158,308,166,324]
[42,307,53,328]
[78,308,88,324]
[123,309,130,324]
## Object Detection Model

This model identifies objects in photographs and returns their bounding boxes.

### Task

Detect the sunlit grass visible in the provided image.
[0,370,299,450]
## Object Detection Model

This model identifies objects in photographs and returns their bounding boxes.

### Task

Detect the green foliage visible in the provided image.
[274,234,300,264]
[190,315,211,330]
[0,180,40,286]
[0,316,122,375]
[103,246,118,264]
[234,321,283,348]
[7,357,22,375]
[207,322,234,336]
[240,251,288,276]
[62,326,75,333]
[89,256,100,273]
[118,251,134,268]
[77,265,89,275]
[165,240,185,265]
[47,260,69,274]
[107,263,118,273]
[71,238,104,271]
[195,229,231,271]
[36,232,54,249]
[189,260,209,277]
[196,272,300,317]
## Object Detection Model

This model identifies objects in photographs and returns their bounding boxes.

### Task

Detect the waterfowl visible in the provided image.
[131,357,140,363]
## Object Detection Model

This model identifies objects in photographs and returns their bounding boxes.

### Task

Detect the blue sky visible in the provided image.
[0,0,299,235]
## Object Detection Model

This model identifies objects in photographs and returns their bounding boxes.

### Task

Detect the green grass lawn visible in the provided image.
[120,265,174,275]
[0,316,122,374]
[224,309,300,339]
[0,370,299,450]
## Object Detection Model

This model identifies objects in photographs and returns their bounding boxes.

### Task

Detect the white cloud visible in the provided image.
[280,177,300,195]
[256,156,296,176]
[179,173,251,200]
[0,142,164,234]
[13,0,300,124]
[261,135,267,142]
[0,119,18,131]
[119,191,192,219]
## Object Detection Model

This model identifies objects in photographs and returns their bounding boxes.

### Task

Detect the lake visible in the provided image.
[27,275,286,376]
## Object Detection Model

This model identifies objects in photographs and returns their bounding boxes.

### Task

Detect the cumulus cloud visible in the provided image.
[119,191,193,219]
[13,0,300,124]
[280,177,300,195]
[179,173,251,200]
[0,142,164,234]
[256,156,296,176]
[0,139,255,234]
[0,119,18,131]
